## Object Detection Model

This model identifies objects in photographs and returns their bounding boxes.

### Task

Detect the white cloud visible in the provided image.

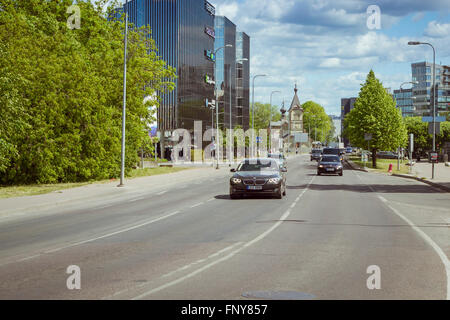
[210,0,450,115]
[424,21,450,38]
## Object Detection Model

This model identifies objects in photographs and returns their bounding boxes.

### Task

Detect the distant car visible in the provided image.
[230,158,287,199]
[377,151,398,159]
[322,147,343,161]
[267,153,287,169]
[310,149,322,161]
[317,155,343,176]
[346,147,352,154]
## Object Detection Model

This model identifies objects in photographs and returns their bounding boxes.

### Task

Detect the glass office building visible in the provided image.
[214,16,236,130]
[235,32,250,130]
[411,61,449,116]
[393,88,414,117]
[123,0,216,133]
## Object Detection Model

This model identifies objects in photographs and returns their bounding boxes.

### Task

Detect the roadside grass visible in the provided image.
[348,156,410,174]
[0,166,191,199]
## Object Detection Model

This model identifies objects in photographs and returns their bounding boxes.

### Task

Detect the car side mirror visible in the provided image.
[230,168,236,172]
[281,167,287,173]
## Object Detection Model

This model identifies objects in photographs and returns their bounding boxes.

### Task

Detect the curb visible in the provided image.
[345,159,368,172]
[391,173,450,193]
[347,159,449,193]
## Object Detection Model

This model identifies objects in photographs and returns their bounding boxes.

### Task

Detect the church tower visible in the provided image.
[288,83,303,133]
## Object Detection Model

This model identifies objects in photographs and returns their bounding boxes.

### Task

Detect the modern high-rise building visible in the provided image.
[393,88,414,117]
[122,0,216,134]
[213,17,250,131]
[114,1,251,159]
[235,32,250,130]
[411,61,449,116]
[214,16,236,131]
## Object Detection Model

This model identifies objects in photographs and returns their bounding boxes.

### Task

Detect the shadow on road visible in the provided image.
[256,219,449,228]
[287,183,444,194]
[214,194,280,200]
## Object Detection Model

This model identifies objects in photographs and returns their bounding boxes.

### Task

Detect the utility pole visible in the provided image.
[118,0,128,187]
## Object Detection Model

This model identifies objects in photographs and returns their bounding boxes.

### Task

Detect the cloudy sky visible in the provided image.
[209,0,450,116]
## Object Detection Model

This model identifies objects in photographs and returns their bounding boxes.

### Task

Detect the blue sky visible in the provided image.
[209,0,450,116]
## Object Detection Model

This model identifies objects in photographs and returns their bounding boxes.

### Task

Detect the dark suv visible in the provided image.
[310,149,322,161]
[322,148,343,161]
[317,155,343,176]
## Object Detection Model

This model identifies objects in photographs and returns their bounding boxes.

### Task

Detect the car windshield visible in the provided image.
[268,154,283,159]
[312,150,321,154]
[322,149,339,154]
[321,156,340,162]
[237,160,279,171]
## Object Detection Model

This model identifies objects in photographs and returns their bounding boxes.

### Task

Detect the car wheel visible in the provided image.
[317,171,321,176]
[282,186,286,196]
[339,172,343,176]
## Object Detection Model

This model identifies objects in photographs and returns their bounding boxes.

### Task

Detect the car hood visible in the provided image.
[319,162,341,166]
[233,171,280,179]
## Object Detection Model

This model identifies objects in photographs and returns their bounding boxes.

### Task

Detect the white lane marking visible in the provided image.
[379,195,450,300]
[206,198,215,202]
[354,170,450,300]
[190,202,204,208]
[129,197,146,202]
[106,242,243,299]
[157,190,167,195]
[16,254,41,262]
[43,210,182,254]
[131,176,314,300]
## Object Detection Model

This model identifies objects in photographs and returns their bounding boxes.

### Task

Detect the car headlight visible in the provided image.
[231,178,242,184]
[337,165,342,169]
[319,165,324,168]
[268,178,281,184]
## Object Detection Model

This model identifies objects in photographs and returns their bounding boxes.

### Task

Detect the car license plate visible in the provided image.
[326,168,335,171]
[247,186,262,190]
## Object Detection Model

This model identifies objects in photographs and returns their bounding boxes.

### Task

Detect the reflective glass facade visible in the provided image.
[214,16,236,130]
[236,32,250,130]
[393,88,414,117]
[124,0,215,132]
[411,61,449,116]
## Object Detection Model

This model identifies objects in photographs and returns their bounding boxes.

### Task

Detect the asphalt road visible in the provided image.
[0,155,448,300]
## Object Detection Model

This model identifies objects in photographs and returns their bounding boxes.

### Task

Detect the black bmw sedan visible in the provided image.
[229,158,287,199]
[317,155,343,176]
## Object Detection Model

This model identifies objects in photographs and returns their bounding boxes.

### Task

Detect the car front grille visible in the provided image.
[243,179,267,185]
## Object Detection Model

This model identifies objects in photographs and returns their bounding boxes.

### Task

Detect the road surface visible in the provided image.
[0,155,448,299]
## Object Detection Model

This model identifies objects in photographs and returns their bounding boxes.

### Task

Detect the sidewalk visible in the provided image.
[346,158,450,192]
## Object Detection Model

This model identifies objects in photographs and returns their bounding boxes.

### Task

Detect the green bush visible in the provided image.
[0,0,175,184]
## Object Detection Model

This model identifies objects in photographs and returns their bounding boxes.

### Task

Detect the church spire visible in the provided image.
[294,82,298,94]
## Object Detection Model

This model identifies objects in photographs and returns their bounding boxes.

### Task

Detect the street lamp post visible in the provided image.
[269,90,281,153]
[118,0,129,187]
[251,74,267,157]
[214,44,233,169]
[408,41,436,179]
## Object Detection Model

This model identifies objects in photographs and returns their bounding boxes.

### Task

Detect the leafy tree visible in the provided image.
[403,116,450,155]
[302,101,332,143]
[344,70,407,167]
[0,0,175,184]
[249,102,281,130]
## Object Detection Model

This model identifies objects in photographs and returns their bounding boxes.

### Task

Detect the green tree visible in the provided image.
[249,102,281,130]
[0,0,176,184]
[302,101,332,143]
[344,70,407,167]
[403,117,450,155]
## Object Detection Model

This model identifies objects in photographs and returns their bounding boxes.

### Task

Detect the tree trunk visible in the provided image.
[372,149,377,168]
